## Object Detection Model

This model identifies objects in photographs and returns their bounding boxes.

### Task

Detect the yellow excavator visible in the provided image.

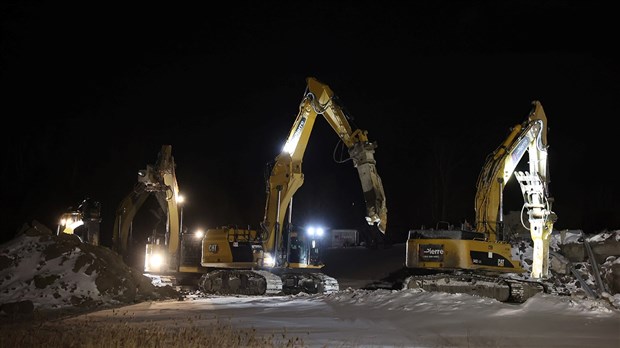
[112,145,205,284]
[57,197,102,245]
[198,77,388,295]
[404,101,557,302]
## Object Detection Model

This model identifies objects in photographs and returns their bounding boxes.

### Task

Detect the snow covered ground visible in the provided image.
[61,289,619,347]
[1,224,619,347]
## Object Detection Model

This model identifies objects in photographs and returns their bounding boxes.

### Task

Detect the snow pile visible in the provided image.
[319,287,616,314]
[321,288,500,312]
[0,221,178,319]
[588,230,620,243]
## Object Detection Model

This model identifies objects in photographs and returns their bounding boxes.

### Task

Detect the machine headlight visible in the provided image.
[149,253,163,268]
[263,253,275,268]
[68,219,84,230]
[307,226,324,238]
[316,227,324,237]
[307,227,315,237]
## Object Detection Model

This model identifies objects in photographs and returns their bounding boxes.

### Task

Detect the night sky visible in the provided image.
[1,1,617,246]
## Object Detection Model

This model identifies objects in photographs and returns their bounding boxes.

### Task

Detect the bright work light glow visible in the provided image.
[282,118,306,155]
[307,227,316,236]
[263,253,275,267]
[150,253,163,268]
[307,226,324,237]
[68,219,84,230]
[194,229,204,239]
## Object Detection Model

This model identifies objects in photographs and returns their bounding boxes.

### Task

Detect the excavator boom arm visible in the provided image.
[473,100,555,278]
[262,77,388,255]
[474,101,550,237]
[112,145,182,266]
[306,78,387,231]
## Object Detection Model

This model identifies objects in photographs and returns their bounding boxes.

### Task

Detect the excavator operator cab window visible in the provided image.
[287,236,308,265]
[309,243,320,266]
[286,227,324,266]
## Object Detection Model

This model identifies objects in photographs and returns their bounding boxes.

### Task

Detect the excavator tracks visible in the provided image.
[198,270,283,296]
[280,272,339,295]
[402,272,545,303]
[197,269,340,296]
[502,278,546,303]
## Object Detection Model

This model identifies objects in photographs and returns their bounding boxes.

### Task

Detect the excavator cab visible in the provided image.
[282,226,325,267]
[283,232,306,266]
[57,198,101,245]
[273,224,336,295]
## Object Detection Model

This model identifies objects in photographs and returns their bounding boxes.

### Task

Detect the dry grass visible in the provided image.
[0,317,309,348]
